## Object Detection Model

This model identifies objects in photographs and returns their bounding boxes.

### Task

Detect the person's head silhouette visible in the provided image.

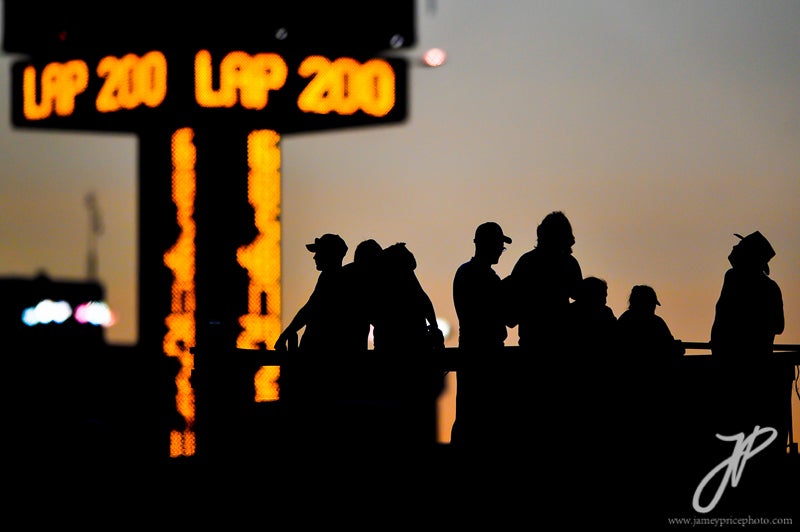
[306,233,348,271]
[536,211,575,253]
[474,221,511,265]
[577,276,609,307]
[383,242,417,271]
[354,239,382,264]
[628,285,660,314]
[728,231,775,274]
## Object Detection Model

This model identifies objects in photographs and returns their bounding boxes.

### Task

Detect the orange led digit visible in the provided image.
[297,55,334,114]
[297,55,395,117]
[357,59,395,117]
[137,51,168,107]
[330,57,362,114]
[96,51,167,112]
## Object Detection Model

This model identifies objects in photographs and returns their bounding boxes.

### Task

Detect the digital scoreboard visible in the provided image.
[11,50,407,134]
[4,2,413,134]
[4,2,416,459]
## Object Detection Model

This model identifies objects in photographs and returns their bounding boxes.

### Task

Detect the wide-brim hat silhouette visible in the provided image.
[734,231,775,267]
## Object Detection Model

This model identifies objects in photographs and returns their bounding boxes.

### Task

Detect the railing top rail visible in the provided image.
[192,342,800,370]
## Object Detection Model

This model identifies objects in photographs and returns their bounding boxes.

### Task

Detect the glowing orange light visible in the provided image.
[163,127,197,456]
[297,56,395,117]
[22,59,88,119]
[237,129,283,402]
[195,50,288,109]
[96,51,167,112]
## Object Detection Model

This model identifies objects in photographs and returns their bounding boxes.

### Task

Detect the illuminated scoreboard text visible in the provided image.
[13,49,406,133]
[4,2,414,460]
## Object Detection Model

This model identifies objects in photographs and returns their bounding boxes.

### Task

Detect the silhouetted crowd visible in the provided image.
[272,211,793,519]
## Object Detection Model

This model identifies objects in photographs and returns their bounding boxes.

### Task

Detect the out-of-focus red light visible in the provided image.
[422,48,447,67]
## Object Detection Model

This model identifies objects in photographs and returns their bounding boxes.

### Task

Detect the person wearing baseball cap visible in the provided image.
[473,221,512,247]
[617,284,683,362]
[274,233,349,353]
[305,233,348,264]
[451,221,512,452]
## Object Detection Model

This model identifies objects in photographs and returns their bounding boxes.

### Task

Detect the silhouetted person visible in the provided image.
[615,284,683,429]
[617,284,683,363]
[370,242,444,451]
[504,211,583,351]
[450,222,512,454]
[272,233,350,453]
[344,238,384,351]
[615,284,683,514]
[562,276,619,488]
[371,242,442,353]
[709,231,789,473]
[335,238,388,450]
[566,275,617,357]
[501,211,582,464]
[711,231,784,363]
[274,233,350,353]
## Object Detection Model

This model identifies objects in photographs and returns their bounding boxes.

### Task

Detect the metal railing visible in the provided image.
[189,325,800,464]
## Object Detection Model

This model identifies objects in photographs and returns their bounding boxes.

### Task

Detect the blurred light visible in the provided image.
[437,317,451,340]
[366,318,452,347]
[74,301,116,327]
[422,47,446,67]
[21,298,116,327]
[22,299,72,325]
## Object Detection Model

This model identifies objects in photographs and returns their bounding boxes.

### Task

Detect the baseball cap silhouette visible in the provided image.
[306,233,348,257]
[474,222,512,244]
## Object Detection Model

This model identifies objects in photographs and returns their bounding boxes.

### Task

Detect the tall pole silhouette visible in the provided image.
[84,191,104,281]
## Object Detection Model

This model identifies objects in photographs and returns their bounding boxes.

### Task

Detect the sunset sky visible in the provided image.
[1,1,798,444]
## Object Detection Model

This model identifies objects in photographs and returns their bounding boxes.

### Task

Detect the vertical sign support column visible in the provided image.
[145,125,284,459]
